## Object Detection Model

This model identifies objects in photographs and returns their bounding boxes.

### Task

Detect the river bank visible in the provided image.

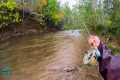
[0,16,60,42]
[0,16,119,55]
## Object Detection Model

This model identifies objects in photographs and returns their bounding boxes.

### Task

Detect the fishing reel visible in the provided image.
[83,48,101,65]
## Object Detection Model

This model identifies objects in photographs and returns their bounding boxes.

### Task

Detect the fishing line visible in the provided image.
[81,22,91,39]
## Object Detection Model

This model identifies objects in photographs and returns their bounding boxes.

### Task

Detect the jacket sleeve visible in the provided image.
[98,42,112,60]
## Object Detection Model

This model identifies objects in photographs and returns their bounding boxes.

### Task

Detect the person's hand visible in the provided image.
[88,35,100,48]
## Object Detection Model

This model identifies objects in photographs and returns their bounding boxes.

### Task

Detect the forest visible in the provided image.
[0,0,120,54]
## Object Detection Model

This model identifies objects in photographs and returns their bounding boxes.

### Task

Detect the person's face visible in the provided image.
[88,35,100,48]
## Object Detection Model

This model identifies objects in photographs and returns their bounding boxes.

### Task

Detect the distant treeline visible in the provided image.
[61,0,120,38]
[0,0,120,37]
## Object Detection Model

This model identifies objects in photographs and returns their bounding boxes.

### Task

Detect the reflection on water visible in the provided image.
[0,30,101,80]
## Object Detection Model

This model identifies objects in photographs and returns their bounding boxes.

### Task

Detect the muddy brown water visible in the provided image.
[0,30,101,80]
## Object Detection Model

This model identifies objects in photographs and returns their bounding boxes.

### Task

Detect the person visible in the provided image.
[88,35,120,80]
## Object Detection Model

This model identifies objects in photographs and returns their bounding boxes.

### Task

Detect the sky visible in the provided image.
[58,0,105,9]
[57,0,77,9]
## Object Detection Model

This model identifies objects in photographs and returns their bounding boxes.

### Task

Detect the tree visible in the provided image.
[43,0,64,30]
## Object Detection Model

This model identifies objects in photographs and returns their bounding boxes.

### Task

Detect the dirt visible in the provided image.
[0,17,49,42]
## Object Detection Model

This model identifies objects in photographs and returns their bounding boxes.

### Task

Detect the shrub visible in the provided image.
[43,0,64,29]
[0,1,22,29]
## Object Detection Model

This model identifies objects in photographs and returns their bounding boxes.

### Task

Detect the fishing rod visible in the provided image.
[81,23,101,65]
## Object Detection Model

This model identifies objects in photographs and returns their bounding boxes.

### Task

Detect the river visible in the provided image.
[0,30,101,80]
